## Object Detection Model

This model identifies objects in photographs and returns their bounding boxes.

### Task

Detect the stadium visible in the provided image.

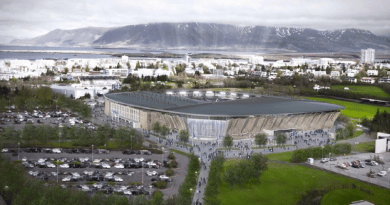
[104,90,344,140]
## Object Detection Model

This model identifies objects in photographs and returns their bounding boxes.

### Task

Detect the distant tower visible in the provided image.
[361,48,375,64]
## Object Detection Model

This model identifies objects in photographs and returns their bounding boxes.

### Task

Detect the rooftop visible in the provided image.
[105,91,344,117]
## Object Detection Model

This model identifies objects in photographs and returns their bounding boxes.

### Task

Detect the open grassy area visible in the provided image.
[218,162,390,205]
[331,85,390,99]
[352,141,375,153]
[321,189,377,205]
[307,97,390,119]
[265,151,293,162]
[337,131,364,141]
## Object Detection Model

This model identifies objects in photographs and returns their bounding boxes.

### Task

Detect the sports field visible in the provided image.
[331,85,390,99]
[307,97,390,119]
[218,161,390,205]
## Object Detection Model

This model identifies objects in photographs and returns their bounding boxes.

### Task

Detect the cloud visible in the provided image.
[1,0,390,41]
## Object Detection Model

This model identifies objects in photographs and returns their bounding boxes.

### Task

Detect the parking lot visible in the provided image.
[1,148,189,197]
[312,152,390,189]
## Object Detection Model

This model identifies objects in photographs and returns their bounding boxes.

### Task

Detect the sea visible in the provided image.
[0,45,263,60]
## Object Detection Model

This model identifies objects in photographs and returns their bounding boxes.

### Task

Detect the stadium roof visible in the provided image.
[105,92,344,117]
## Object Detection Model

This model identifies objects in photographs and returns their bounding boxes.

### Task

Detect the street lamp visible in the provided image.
[92,145,94,162]
[18,142,20,161]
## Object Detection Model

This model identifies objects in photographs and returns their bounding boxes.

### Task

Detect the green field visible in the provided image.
[321,189,376,205]
[265,151,293,162]
[331,85,390,99]
[307,97,390,119]
[351,141,375,153]
[218,161,390,205]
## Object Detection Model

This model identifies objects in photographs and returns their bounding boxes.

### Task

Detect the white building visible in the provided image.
[249,56,264,65]
[367,70,378,76]
[361,77,375,84]
[361,48,375,64]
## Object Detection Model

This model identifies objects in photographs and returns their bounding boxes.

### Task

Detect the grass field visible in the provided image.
[265,151,293,162]
[307,97,390,119]
[331,85,390,99]
[351,141,375,153]
[321,189,376,205]
[218,161,390,205]
[337,131,364,141]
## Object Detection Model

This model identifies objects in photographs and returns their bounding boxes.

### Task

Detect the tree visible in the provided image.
[116,63,122,68]
[255,133,267,147]
[223,135,233,150]
[152,122,161,134]
[160,125,169,137]
[126,62,131,68]
[275,132,287,146]
[85,67,90,72]
[64,67,69,74]
[178,130,189,142]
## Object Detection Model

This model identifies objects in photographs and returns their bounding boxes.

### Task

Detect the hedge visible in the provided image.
[204,155,225,205]
[175,154,200,205]
[291,143,351,163]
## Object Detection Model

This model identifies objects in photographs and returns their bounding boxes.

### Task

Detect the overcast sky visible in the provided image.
[1,0,390,41]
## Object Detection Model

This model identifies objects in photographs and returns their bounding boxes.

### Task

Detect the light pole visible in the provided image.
[92,145,94,162]
[18,142,20,161]
[161,147,164,169]
[59,130,61,148]
[322,146,324,160]
[329,153,331,169]
[142,162,144,186]
[57,160,59,183]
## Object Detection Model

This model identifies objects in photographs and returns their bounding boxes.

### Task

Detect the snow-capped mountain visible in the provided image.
[10,23,390,52]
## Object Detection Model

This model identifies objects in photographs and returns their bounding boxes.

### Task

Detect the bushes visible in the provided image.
[152,181,168,189]
[168,152,176,160]
[164,160,178,168]
[176,154,200,205]
[223,153,268,189]
[204,155,225,205]
[166,169,174,176]
[291,143,351,163]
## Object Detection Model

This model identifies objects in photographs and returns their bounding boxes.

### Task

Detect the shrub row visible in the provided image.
[203,155,225,205]
[291,143,351,163]
[152,181,168,189]
[175,154,200,205]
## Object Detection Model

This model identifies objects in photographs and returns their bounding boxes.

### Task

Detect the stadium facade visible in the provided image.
[104,91,344,140]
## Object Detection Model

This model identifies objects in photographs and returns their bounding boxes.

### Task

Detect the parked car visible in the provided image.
[320,158,329,163]
[378,171,387,177]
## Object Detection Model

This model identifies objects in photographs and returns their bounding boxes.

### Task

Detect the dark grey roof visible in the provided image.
[105,92,344,117]
[105,92,201,110]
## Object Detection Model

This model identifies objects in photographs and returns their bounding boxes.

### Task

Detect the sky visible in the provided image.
[1,0,390,42]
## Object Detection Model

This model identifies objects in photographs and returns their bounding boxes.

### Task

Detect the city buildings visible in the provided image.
[361,48,375,64]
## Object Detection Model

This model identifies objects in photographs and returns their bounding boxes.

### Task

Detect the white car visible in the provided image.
[51,172,58,176]
[46,162,56,168]
[52,148,61,154]
[146,170,157,177]
[83,171,94,176]
[79,157,89,162]
[134,158,145,163]
[114,176,123,182]
[1,148,8,153]
[378,171,387,177]
[320,158,329,163]
[127,171,135,176]
[105,172,114,177]
[159,175,171,182]
[337,163,346,168]
[71,172,80,177]
[102,163,111,169]
[123,190,132,195]
[93,183,103,189]
[93,159,102,163]
[38,158,47,163]
[62,176,71,182]
[147,162,157,168]
[114,164,124,169]
[60,164,70,168]
[22,157,28,162]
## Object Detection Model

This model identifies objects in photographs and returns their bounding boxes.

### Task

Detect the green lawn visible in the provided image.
[331,85,390,99]
[307,97,390,119]
[352,141,375,153]
[218,162,390,205]
[337,131,364,141]
[265,151,293,162]
[321,189,376,205]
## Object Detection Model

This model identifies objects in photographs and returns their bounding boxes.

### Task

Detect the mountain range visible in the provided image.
[9,22,390,52]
